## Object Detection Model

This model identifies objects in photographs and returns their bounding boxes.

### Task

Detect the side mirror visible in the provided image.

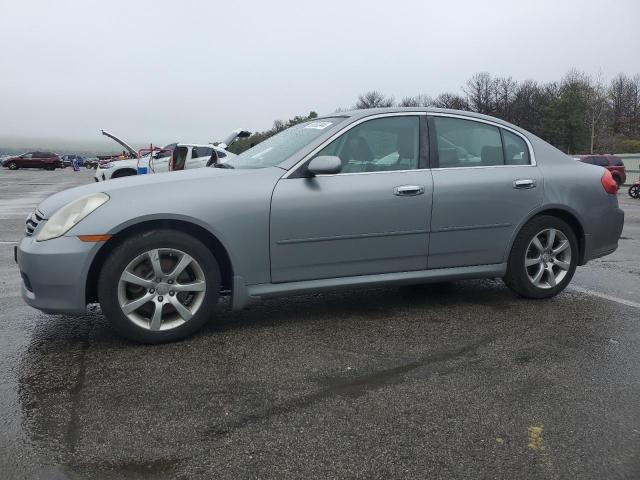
[307,155,342,176]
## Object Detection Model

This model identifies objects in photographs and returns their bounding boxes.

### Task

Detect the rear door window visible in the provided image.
[192,147,213,158]
[502,130,530,165]
[433,117,504,168]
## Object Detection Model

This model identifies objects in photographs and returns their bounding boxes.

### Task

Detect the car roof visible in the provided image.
[317,107,527,131]
[175,143,216,148]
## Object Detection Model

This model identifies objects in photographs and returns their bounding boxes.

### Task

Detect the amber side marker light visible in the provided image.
[78,235,112,242]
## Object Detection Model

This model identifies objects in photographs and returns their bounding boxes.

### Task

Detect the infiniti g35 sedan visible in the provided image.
[17,108,624,343]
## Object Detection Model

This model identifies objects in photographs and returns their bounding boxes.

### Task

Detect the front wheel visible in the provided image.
[98,229,221,343]
[7,162,18,170]
[629,184,640,199]
[503,215,578,299]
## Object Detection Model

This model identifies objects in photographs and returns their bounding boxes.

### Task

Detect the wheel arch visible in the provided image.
[111,168,138,178]
[505,206,586,266]
[85,219,234,304]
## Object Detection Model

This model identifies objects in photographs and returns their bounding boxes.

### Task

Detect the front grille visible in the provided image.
[25,210,44,236]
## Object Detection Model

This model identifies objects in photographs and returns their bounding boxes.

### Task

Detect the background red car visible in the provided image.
[1,152,63,170]
[577,154,626,188]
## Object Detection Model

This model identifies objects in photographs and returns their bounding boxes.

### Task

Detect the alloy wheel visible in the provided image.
[524,228,572,289]
[117,248,206,331]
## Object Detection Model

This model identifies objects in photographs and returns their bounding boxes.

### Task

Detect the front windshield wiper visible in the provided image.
[213,162,234,169]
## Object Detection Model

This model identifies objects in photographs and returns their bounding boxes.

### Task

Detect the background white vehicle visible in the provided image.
[94,129,249,182]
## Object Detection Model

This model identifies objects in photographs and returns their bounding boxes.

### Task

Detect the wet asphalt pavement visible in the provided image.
[0,168,639,479]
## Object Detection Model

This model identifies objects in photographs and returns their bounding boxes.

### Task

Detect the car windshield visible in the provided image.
[225,118,345,169]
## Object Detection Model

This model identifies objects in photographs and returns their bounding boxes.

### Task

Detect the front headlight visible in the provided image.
[36,193,110,241]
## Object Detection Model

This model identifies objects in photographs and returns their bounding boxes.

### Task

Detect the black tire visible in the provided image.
[8,162,18,170]
[614,176,622,189]
[629,185,640,199]
[98,229,221,343]
[45,166,55,171]
[503,215,578,299]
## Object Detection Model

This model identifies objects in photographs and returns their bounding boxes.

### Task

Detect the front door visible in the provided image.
[427,115,543,269]
[270,115,433,283]
[20,153,35,168]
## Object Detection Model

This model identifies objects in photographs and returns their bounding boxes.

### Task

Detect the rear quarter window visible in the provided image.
[594,156,609,167]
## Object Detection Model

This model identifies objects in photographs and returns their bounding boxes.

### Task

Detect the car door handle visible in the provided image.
[394,185,425,196]
[513,179,536,189]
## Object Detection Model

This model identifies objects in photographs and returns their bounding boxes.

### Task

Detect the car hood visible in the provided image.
[37,166,284,218]
[100,158,139,169]
[101,129,138,158]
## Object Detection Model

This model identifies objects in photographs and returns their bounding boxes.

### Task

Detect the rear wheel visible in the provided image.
[98,229,220,343]
[503,215,578,299]
[614,176,623,189]
[629,184,640,199]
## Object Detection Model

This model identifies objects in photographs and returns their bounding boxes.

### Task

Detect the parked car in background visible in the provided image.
[2,152,63,170]
[84,157,99,169]
[94,129,250,181]
[61,155,86,168]
[17,108,624,343]
[577,155,626,187]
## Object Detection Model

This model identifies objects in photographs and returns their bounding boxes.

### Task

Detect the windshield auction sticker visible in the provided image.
[304,121,333,130]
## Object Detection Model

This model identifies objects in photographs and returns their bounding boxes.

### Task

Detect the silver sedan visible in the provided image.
[17,108,624,343]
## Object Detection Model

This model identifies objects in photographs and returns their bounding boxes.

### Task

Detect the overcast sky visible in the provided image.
[1,0,639,148]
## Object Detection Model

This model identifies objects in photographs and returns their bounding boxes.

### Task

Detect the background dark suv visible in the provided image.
[1,152,63,170]
[577,154,627,187]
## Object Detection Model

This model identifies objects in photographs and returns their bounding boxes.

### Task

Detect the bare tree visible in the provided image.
[272,119,286,133]
[354,91,394,109]
[632,75,640,137]
[585,72,608,153]
[464,72,495,114]
[398,94,433,107]
[609,73,640,138]
[432,92,469,110]
[493,76,518,122]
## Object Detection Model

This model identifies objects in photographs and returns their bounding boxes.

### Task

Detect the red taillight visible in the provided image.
[600,169,618,194]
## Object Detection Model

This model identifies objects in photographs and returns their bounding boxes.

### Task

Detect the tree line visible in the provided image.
[229,70,640,155]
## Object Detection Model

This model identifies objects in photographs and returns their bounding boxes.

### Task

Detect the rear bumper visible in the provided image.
[17,235,98,315]
[582,206,624,263]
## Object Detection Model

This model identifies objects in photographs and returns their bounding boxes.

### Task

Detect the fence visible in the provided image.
[618,154,640,185]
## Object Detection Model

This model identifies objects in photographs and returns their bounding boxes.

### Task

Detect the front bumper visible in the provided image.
[17,235,98,315]
[94,168,112,182]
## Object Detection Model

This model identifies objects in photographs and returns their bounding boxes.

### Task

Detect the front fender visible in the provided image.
[63,167,283,284]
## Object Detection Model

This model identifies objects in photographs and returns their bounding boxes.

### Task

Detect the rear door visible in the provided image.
[32,152,45,168]
[270,114,433,283]
[428,114,543,269]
